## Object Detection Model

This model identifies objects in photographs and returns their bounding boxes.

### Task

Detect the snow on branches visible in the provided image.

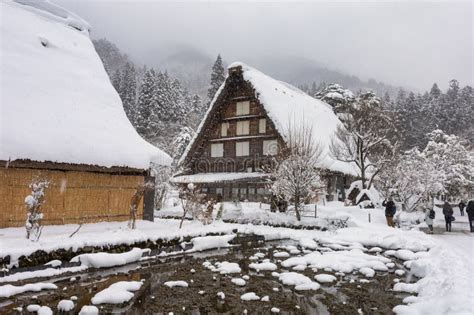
[331,90,397,189]
[269,123,326,221]
[377,130,473,211]
[25,178,49,240]
[422,130,473,197]
[178,183,213,228]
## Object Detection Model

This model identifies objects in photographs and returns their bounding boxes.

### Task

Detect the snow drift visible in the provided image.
[0,1,171,169]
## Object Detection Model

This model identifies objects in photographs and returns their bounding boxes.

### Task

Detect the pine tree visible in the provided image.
[136,68,157,135]
[111,69,122,93]
[208,54,225,102]
[121,62,137,124]
[430,83,441,99]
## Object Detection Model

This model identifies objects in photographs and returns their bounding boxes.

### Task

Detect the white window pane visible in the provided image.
[259,118,266,133]
[263,140,278,156]
[236,101,250,115]
[221,123,228,137]
[211,143,224,157]
[236,141,249,156]
[236,120,249,135]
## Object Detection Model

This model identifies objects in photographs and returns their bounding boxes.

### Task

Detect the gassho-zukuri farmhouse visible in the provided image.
[173,62,359,202]
[0,1,171,228]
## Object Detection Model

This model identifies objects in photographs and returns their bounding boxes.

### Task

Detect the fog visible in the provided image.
[57,0,473,90]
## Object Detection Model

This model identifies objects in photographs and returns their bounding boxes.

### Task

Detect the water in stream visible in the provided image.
[1,239,413,314]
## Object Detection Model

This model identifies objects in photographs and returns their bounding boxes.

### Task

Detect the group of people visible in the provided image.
[443,200,474,233]
[382,197,474,233]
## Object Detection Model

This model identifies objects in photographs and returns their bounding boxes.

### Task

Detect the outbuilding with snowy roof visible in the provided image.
[0,0,171,227]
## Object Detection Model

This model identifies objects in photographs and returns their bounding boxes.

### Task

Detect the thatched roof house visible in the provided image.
[0,1,171,227]
[174,62,357,202]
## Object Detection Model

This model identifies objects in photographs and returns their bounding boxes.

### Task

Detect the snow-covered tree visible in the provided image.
[171,126,195,161]
[377,149,443,212]
[121,62,137,123]
[135,68,157,134]
[377,129,473,211]
[331,90,397,189]
[422,130,473,198]
[207,54,225,102]
[270,123,326,221]
[315,83,355,114]
[25,179,49,240]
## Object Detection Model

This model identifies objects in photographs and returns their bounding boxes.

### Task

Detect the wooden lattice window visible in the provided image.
[236,101,250,116]
[236,141,250,156]
[236,120,250,135]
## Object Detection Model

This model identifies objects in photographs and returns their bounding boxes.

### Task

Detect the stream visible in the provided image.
[1,239,414,314]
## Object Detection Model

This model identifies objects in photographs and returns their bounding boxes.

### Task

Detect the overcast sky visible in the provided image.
[57,0,473,90]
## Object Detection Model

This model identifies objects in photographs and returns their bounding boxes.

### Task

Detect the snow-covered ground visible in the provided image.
[1,202,473,314]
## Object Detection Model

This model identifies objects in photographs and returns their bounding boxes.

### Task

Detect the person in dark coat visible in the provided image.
[382,198,396,227]
[466,200,474,232]
[458,201,466,216]
[442,201,454,232]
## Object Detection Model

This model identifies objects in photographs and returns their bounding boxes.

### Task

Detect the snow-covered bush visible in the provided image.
[25,179,49,240]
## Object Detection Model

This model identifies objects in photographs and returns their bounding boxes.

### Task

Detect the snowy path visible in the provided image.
[406,204,474,315]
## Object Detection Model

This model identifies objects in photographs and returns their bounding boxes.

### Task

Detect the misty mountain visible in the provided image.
[149,47,403,99]
[248,55,404,97]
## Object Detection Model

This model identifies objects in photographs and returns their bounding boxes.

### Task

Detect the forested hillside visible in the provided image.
[93,38,472,161]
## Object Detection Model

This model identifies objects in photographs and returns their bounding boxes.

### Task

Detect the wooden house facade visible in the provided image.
[174,63,357,202]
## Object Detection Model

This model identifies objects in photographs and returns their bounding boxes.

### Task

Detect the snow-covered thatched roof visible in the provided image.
[180,62,358,176]
[0,0,171,169]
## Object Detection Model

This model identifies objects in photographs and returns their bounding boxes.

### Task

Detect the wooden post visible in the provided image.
[314,204,317,218]
[368,212,371,223]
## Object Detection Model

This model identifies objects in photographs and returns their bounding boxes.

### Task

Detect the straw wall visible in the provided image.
[0,168,144,228]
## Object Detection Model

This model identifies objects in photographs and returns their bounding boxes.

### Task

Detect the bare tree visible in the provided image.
[330,91,397,189]
[128,181,154,229]
[270,123,326,221]
[25,178,49,240]
[178,183,207,229]
[151,163,172,210]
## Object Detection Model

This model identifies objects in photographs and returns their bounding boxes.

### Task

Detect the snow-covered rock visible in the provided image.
[78,305,99,315]
[214,261,241,274]
[190,235,235,252]
[164,281,188,288]
[240,292,260,301]
[249,262,278,272]
[91,281,142,305]
[57,299,75,312]
[0,282,57,298]
[71,248,144,268]
[314,274,337,283]
[231,278,246,286]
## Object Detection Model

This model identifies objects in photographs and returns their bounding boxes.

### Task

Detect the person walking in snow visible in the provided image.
[442,201,454,232]
[466,200,474,232]
[458,200,466,216]
[382,197,396,228]
[423,199,435,234]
